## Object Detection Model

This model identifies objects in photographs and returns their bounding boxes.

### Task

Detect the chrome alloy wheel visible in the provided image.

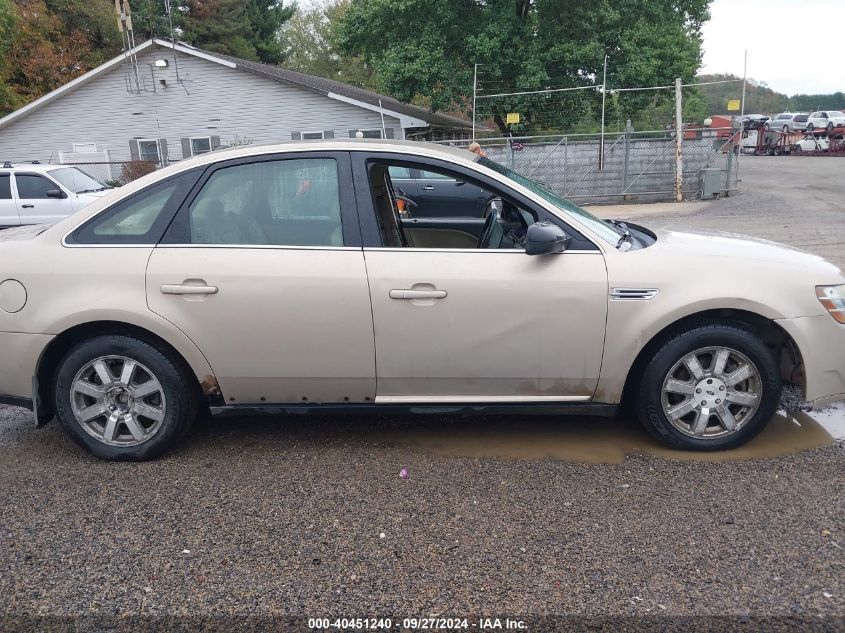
[70,356,166,446]
[660,346,762,439]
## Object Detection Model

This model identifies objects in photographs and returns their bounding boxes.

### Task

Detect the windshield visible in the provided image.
[48,167,109,194]
[476,156,624,245]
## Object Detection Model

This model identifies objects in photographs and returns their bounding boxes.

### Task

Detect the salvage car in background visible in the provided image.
[0,163,111,228]
[806,110,845,131]
[0,140,843,460]
[764,113,809,133]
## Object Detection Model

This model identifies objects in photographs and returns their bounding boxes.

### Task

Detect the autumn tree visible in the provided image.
[0,0,18,114]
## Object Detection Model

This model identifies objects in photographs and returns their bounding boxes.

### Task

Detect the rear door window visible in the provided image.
[0,173,11,199]
[186,158,344,247]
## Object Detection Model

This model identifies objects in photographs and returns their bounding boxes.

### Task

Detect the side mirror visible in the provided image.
[525,221,569,255]
[46,189,66,199]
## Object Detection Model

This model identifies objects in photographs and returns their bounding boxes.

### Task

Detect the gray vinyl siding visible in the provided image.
[0,45,402,164]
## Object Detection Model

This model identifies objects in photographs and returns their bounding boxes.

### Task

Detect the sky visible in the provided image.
[701,0,843,96]
[297,0,841,97]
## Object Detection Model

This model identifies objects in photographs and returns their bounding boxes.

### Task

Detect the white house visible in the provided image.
[0,39,473,180]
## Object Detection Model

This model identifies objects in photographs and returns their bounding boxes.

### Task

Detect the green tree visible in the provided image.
[338,0,711,134]
[130,0,186,40]
[281,0,375,87]
[245,0,294,64]
[180,0,293,63]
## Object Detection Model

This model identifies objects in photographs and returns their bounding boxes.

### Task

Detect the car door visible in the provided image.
[413,169,488,218]
[352,152,608,403]
[145,151,376,405]
[13,173,70,224]
[0,172,19,226]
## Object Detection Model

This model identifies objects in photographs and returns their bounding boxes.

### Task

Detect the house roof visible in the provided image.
[0,38,474,132]
[209,49,474,131]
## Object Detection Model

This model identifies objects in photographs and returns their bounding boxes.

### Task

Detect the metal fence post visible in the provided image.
[725,131,734,194]
[622,119,632,195]
[674,77,683,202]
[563,137,568,195]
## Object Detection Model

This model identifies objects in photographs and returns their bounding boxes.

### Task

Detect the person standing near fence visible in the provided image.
[468,141,486,158]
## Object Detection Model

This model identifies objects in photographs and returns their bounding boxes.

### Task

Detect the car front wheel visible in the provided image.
[634,324,781,451]
[54,334,198,460]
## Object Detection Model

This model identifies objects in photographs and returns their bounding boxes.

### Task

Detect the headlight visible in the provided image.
[817,285,845,323]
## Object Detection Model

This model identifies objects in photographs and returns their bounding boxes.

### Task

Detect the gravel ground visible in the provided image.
[0,155,844,630]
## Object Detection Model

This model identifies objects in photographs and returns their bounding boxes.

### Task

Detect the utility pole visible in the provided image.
[599,54,608,170]
[735,49,747,191]
[674,77,683,202]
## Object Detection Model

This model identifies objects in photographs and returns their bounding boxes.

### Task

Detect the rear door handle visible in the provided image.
[161,284,218,295]
[21,204,34,209]
[421,185,435,191]
[389,289,447,300]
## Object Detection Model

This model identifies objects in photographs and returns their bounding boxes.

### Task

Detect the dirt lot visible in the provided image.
[0,155,843,631]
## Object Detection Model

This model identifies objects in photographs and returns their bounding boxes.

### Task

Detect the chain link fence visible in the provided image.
[53,160,158,187]
[436,127,738,204]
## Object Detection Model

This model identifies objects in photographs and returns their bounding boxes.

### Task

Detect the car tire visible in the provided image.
[634,324,781,451]
[54,334,198,461]
[763,123,770,131]
[783,125,789,133]
[793,145,802,152]
[807,123,814,131]
[826,122,834,131]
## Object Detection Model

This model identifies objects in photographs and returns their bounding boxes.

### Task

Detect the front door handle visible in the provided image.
[421,185,435,191]
[21,204,34,209]
[161,283,218,296]
[389,289,447,300]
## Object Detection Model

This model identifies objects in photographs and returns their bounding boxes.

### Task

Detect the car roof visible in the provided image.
[152,138,480,178]
[0,162,69,173]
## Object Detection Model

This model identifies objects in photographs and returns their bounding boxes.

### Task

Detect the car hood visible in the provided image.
[77,190,111,201]
[648,227,839,272]
[0,224,49,242]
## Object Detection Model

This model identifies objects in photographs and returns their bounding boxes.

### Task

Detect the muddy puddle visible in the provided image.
[372,404,845,464]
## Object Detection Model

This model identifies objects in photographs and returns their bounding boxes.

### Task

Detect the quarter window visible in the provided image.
[188,158,343,247]
[70,171,198,244]
[16,174,57,199]
[301,131,325,140]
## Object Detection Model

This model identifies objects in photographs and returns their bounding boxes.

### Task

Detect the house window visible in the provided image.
[359,129,383,139]
[138,140,161,164]
[301,131,325,140]
[72,142,98,153]
[190,137,212,156]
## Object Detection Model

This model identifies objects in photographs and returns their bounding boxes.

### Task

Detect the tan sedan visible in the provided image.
[0,140,843,460]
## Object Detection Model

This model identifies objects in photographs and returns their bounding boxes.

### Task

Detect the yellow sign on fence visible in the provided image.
[506,112,520,124]
[727,99,741,111]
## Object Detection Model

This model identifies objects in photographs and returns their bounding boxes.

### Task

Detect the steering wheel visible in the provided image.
[477,204,500,248]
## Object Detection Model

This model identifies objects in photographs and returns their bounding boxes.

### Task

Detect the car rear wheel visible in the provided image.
[793,145,802,152]
[826,122,834,131]
[634,324,781,451]
[807,123,814,131]
[54,335,198,460]
[783,125,789,133]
